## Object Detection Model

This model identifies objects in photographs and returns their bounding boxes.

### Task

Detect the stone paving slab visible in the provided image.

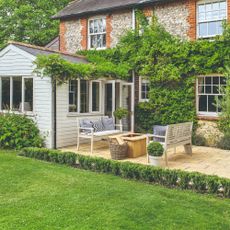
[61,141,230,179]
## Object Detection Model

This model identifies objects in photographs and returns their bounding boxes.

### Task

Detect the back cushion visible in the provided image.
[92,119,104,132]
[102,117,115,130]
[80,119,93,133]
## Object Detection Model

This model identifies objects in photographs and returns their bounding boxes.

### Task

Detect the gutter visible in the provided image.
[52,0,171,20]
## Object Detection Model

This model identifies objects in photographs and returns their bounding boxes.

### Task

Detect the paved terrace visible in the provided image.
[61,141,230,179]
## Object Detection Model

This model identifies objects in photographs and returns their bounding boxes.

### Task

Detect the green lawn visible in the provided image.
[0,151,229,230]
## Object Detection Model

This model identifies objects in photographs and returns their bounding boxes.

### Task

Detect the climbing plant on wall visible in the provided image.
[35,13,230,133]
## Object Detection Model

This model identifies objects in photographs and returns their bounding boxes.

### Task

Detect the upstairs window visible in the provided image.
[197,76,226,116]
[88,18,106,49]
[197,0,227,38]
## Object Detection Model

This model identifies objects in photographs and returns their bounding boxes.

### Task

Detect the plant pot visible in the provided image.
[149,155,162,166]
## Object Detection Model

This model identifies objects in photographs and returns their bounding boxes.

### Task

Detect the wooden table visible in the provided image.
[110,133,147,158]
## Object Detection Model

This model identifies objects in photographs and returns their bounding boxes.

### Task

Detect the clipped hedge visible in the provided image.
[20,147,230,198]
[20,148,76,166]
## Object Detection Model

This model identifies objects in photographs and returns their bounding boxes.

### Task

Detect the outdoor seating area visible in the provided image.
[61,141,230,179]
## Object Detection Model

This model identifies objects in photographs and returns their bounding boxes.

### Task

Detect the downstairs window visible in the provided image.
[0,76,33,112]
[197,75,226,117]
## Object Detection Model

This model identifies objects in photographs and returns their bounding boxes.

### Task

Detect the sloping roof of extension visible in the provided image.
[8,41,88,64]
[53,0,168,20]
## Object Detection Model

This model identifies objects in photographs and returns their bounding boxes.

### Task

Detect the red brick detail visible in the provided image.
[106,15,112,48]
[228,0,230,22]
[59,21,67,52]
[187,0,196,40]
[81,18,88,50]
[143,7,153,17]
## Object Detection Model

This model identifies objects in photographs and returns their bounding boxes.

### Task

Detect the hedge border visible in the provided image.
[19,147,230,198]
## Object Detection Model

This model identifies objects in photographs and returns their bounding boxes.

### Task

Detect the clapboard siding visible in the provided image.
[0,49,35,76]
[33,76,53,148]
[0,46,53,148]
[56,83,103,148]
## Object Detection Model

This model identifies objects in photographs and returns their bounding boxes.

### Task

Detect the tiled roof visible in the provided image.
[53,0,167,19]
[8,41,88,64]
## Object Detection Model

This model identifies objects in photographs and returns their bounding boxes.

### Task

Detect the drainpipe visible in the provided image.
[53,79,57,149]
[131,8,136,132]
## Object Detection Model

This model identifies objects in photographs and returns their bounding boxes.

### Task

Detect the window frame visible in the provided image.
[196,0,227,39]
[196,75,225,117]
[139,77,150,102]
[68,79,102,114]
[0,76,34,114]
[88,17,107,50]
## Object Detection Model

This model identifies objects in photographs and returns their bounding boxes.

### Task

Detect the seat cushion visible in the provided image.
[102,117,115,130]
[93,130,120,136]
[92,119,105,132]
[80,119,93,133]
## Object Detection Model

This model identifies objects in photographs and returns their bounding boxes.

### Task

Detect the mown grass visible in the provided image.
[0,150,229,230]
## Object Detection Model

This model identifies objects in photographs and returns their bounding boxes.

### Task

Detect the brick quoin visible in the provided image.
[228,0,230,22]
[187,0,230,40]
[187,0,196,40]
[59,21,67,52]
[81,18,88,50]
[143,7,153,17]
[106,15,112,48]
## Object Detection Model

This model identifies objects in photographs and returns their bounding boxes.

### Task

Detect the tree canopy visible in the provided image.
[0,0,71,48]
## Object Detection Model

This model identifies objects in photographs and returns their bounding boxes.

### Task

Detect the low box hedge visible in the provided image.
[20,147,230,198]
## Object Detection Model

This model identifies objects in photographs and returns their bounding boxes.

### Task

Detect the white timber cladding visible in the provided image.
[56,83,104,148]
[0,45,53,148]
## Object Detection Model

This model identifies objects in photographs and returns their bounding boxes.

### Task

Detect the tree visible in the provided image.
[0,0,71,48]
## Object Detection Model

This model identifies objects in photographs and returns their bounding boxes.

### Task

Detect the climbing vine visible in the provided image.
[35,13,230,133]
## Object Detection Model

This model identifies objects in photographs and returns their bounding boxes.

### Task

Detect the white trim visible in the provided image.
[196,0,227,39]
[139,76,150,102]
[68,79,103,115]
[87,17,107,50]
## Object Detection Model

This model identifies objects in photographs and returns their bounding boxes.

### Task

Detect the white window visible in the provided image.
[0,76,33,112]
[197,0,227,38]
[197,76,226,116]
[69,80,101,113]
[139,77,150,101]
[88,18,106,49]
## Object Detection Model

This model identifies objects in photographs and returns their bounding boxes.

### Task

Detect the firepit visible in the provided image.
[120,133,147,158]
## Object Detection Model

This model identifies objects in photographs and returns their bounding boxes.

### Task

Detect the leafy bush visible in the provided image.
[20,148,230,198]
[147,142,164,157]
[0,113,44,149]
[217,135,230,150]
[113,108,129,120]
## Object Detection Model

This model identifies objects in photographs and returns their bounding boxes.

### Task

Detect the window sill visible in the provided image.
[139,99,149,103]
[67,112,104,117]
[0,110,35,117]
[197,115,220,121]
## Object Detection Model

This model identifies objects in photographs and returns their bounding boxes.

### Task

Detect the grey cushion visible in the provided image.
[153,125,167,142]
[80,119,93,133]
[92,120,104,132]
[102,117,115,130]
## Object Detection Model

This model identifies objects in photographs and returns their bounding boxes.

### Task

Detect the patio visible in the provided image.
[61,140,230,179]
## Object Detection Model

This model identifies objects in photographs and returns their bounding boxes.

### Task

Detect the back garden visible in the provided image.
[0,15,230,229]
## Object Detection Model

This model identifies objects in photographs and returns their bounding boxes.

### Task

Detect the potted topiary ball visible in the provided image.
[147,142,164,166]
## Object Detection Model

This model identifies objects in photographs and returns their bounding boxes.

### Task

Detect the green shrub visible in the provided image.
[217,135,230,150]
[113,107,129,120]
[19,148,230,198]
[0,113,44,149]
[147,142,164,157]
[192,134,207,146]
[21,148,76,166]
